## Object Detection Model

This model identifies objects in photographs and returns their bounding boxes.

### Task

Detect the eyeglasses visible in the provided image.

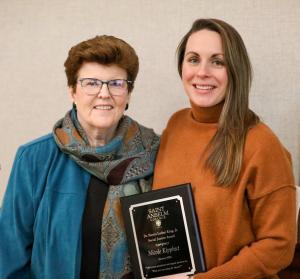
[78,78,133,96]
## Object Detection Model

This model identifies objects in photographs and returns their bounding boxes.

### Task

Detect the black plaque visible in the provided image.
[120,184,206,279]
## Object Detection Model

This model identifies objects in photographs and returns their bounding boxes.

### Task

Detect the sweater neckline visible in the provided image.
[190,101,224,123]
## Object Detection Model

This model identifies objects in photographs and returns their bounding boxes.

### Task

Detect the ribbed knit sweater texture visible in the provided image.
[153,102,296,279]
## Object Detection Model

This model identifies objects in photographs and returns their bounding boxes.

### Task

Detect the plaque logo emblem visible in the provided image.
[155,219,162,227]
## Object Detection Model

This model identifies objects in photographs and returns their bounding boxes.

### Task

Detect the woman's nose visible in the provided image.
[196,62,211,78]
[97,84,111,98]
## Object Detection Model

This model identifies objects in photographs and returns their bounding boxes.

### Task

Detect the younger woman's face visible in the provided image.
[181,29,228,108]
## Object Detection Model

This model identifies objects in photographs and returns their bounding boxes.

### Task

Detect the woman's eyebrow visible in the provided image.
[211,53,224,58]
[184,51,199,57]
[185,51,224,57]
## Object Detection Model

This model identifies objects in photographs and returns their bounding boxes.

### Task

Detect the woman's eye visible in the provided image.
[212,59,225,67]
[187,57,199,64]
[85,80,99,87]
[109,80,124,88]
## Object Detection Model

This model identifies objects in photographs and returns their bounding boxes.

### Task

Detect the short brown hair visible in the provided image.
[64,35,139,92]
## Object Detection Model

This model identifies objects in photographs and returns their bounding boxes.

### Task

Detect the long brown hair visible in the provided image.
[177,18,260,186]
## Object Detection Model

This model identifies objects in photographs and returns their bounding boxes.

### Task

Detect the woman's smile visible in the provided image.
[93,104,113,110]
[192,83,217,92]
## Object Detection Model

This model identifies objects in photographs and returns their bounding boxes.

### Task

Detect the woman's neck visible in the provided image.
[75,112,118,147]
[86,131,114,147]
[190,101,224,123]
[82,123,117,147]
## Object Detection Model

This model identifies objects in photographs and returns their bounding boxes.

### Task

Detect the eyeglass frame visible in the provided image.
[77,78,133,96]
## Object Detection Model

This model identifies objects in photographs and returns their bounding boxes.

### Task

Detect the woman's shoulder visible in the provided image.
[164,108,191,130]
[16,133,59,161]
[246,122,286,150]
[168,108,191,122]
[245,121,292,165]
[126,116,160,151]
[133,120,159,138]
[20,133,55,147]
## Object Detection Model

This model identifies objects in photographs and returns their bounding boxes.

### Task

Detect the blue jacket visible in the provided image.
[0,134,93,279]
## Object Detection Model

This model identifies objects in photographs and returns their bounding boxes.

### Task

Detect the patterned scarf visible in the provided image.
[53,109,159,185]
[52,109,159,277]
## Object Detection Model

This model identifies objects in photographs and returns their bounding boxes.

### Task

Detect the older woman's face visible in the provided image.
[70,62,130,141]
[181,29,228,108]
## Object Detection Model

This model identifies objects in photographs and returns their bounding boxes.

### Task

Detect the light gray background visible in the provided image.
[1,0,299,201]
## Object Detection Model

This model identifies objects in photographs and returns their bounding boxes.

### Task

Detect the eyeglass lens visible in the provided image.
[79,78,130,96]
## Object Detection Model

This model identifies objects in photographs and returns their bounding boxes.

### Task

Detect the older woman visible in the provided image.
[0,35,159,278]
[154,19,296,278]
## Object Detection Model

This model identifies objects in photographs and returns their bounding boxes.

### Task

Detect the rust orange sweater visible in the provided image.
[153,103,296,279]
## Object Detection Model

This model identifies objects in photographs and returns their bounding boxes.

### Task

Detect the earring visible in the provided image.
[125,103,129,110]
[72,102,77,110]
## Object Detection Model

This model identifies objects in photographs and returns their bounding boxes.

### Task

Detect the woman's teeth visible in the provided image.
[194,85,215,90]
[94,105,113,110]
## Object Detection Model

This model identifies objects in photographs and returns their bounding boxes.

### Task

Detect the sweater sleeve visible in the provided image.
[194,125,296,279]
[0,147,35,279]
[194,187,296,279]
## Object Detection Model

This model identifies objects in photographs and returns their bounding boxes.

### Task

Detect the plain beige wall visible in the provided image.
[0,0,299,201]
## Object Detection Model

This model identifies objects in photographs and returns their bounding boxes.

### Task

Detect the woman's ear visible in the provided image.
[68,86,76,103]
[125,92,131,110]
